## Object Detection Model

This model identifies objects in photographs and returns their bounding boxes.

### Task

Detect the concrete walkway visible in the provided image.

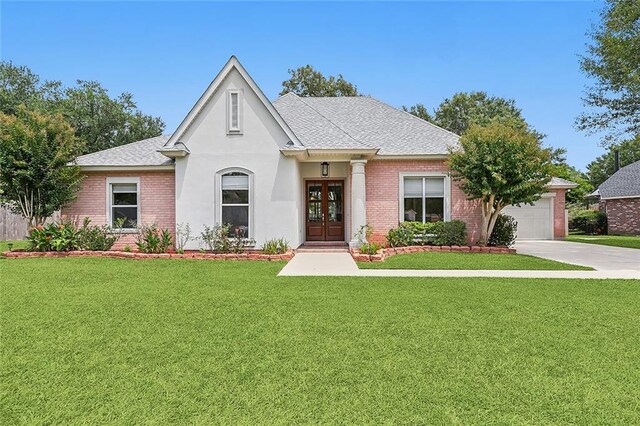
[278,252,640,279]
[515,240,640,271]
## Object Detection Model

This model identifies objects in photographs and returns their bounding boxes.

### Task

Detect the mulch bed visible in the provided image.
[352,245,516,262]
[2,250,294,261]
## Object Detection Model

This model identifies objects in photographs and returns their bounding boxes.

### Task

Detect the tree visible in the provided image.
[586,135,640,187]
[280,65,359,97]
[0,61,165,154]
[448,122,553,245]
[401,103,433,122]
[62,81,165,153]
[0,108,84,226]
[549,148,594,205]
[404,91,536,137]
[578,0,640,146]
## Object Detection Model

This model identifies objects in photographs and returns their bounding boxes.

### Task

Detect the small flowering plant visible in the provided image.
[27,221,80,252]
[135,224,173,253]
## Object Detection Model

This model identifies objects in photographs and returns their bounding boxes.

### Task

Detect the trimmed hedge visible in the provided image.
[386,220,467,247]
[569,209,607,235]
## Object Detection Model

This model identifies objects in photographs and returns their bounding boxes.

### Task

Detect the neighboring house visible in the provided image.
[62,56,575,249]
[590,160,640,235]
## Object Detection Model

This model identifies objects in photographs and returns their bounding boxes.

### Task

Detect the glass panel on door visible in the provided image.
[327,182,343,222]
[307,183,323,222]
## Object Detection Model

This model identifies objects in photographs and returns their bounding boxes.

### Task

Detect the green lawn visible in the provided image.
[359,251,593,270]
[566,234,640,249]
[2,258,638,424]
[0,239,28,253]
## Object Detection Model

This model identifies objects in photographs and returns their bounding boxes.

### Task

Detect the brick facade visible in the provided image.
[62,171,175,249]
[364,160,483,244]
[601,198,640,235]
[551,189,567,238]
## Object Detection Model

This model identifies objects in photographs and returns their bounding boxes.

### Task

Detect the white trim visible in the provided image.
[106,177,140,231]
[80,165,174,171]
[165,56,301,149]
[398,172,451,223]
[214,167,254,239]
[373,154,450,160]
[226,89,243,134]
[601,194,640,200]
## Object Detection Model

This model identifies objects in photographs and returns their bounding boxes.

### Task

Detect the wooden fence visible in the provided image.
[0,204,60,241]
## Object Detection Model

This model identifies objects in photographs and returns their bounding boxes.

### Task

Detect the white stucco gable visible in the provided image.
[163,55,302,153]
[170,56,304,249]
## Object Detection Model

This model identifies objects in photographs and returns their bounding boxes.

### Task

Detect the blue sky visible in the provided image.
[2,1,605,170]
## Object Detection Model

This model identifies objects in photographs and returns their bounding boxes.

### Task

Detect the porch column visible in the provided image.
[350,159,367,247]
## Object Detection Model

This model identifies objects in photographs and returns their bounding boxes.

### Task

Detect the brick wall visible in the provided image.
[551,188,567,238]
[602,198,640,235]
[365,160,483,244]
[62,171,176,249]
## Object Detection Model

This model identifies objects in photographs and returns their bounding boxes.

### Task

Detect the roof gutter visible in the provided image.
[78,165,175,172]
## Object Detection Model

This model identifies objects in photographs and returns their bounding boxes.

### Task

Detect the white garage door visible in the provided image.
[503,197,553,240]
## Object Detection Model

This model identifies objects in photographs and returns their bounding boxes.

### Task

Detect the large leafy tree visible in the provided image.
[0,61,165,154]
[549,148,594,205]
[578,0,640,146]
[401,103,433,122]
[404,91,536,137]
[0,108,84,226]
[448,122,553,245]
[280,65,359,97]
[586,135,640,187]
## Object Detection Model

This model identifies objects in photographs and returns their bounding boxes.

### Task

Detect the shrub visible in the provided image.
[569,209,607,234]
[359,242,383,255]
[488,214,517,247]
[27,221,80,252]
[386,222,416,247]
[386,220,467,247]
[355,224,373,243]
[175,222,193,254]
[200,224,254,253]
[262,238,289,255]
[431,220,467,246]
[77,217,124,251]
[123,245,131,253]
[135,224,173,253]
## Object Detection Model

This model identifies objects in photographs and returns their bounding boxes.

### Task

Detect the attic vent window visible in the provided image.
[227,90,242,134]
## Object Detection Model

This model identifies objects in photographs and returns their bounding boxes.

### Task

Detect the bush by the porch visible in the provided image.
[386,220,467,247]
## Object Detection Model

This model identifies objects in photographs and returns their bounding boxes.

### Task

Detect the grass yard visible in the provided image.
[1,258,639,424]
[0,240,28,253]
[359,251,593,270]
[566,234,640,250]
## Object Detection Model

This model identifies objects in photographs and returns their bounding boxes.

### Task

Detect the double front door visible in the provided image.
[306,180,345,241]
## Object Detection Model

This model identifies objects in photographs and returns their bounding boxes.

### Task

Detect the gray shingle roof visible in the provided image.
[598,160,640,199]
[549,177,578,188]
[273,93,460,155]
[75,135,173,167]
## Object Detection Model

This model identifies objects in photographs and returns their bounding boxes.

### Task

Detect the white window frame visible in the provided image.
[214,167,254,239]
[398,172,451,223]
[226,89,243,134]
[106,177,140,232]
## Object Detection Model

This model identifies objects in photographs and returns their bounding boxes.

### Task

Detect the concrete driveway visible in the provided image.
[515,240,640,272]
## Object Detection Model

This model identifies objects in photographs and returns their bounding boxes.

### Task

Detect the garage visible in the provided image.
[503,197,553,240]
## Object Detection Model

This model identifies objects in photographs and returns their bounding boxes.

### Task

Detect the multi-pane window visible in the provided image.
[221,172,249,237]
[403,177,445,223]
[110,182,138,228]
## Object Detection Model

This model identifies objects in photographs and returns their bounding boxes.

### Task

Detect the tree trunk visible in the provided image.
[478,197,503,246]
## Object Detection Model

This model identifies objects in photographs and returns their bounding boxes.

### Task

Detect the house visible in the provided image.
[62,56,575,249]
[590,160,640,235]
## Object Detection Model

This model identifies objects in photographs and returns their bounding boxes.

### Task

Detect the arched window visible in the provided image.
[221,171,250,238]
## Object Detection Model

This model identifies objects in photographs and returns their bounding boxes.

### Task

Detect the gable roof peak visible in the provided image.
[164,55,301,150]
